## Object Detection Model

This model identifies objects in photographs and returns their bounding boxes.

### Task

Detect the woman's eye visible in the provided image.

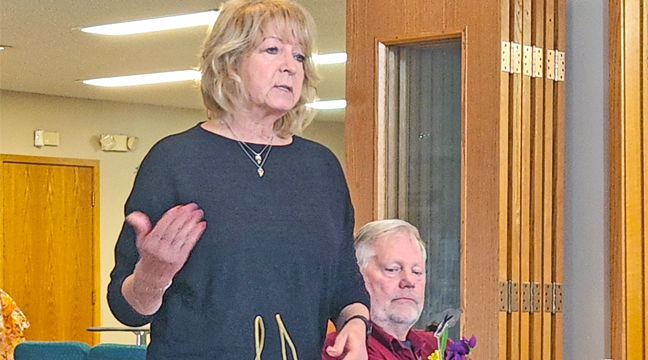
[265,47,279,54]
[294,53,306,63]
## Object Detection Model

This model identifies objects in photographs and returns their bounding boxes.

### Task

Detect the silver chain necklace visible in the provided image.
[222,120,274,177]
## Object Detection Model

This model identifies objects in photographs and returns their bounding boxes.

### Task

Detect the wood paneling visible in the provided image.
[610,0,648,359]
[347,0,564,357]
[0,155,100,345]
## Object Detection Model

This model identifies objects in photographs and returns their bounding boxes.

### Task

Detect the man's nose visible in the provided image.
[399,271,416,288]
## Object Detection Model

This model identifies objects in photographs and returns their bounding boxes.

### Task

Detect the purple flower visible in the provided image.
[445,335,476,359]
[466,335,477,349]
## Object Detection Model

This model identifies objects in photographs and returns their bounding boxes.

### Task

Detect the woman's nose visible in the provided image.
[281,52,299,74]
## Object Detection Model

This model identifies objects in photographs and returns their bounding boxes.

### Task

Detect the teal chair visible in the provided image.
[14,341,90,360]
[87,343,146,360]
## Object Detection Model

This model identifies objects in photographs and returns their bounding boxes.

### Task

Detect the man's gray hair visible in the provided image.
[354,219,427,270]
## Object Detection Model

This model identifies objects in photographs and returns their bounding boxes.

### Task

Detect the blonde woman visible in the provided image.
[107,1,369,359]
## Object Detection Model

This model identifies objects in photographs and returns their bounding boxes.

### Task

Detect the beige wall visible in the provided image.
[0,89,344,344]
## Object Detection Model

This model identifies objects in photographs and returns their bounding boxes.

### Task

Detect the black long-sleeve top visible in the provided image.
[107,124,369,360]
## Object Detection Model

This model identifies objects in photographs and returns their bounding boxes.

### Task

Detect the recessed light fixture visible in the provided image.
[80,10,219,36]
[312,52,347,65]
[306,99,347,110]
[82,70,200,87]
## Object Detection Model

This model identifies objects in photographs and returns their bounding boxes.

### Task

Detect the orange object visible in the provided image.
[0,289,30,360]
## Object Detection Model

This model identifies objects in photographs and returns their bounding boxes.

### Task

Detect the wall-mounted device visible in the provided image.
[34,130,60,147]
[100,134,138,152]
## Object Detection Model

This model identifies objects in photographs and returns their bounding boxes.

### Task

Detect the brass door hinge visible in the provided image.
[511,43,522,74]
[501,42,564,82]
[501,41,511,72]
[546,50,555,80]
[522,45,533,76]
[544,282,563,313]
[555,50,566,81]
[532,46,543,78]
[500,280,520,313]
[522,282,543,313]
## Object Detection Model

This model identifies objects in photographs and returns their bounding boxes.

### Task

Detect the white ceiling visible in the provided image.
[0,0,346,122]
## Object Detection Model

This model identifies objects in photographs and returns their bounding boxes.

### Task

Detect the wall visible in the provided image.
[0,89,345,344]
[564,0,609,359]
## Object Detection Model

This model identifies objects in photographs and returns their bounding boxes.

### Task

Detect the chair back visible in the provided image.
[87,343,146,360]
[14,341,90,360]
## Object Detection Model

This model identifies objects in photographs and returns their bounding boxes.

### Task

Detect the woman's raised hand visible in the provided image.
[127,203,207,289]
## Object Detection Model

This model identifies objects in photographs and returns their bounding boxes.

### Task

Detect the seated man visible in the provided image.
[322,219,438,360]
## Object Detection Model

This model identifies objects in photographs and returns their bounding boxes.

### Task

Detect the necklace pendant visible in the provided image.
[257,167,265,177]
[255,154,262,164]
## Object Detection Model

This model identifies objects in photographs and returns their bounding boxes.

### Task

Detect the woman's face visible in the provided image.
[238,27,305,120]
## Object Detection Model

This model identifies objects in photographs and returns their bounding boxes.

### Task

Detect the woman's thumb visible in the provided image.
[325,333,346,358]
[125,211,152,240]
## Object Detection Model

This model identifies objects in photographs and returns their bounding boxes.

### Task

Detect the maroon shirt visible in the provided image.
[322,322,439,360]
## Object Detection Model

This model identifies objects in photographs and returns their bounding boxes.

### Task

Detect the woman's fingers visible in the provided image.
[136,203,206,263]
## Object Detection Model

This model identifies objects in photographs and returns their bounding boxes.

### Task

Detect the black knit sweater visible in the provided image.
[108,124,369,360]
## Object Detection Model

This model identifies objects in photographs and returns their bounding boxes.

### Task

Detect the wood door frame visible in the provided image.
[374,29,467,220]
[0,154,101,344]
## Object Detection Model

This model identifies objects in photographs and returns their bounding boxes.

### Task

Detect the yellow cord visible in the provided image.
[254,316,265,360]
[253,314,299,360]
[276,314,299,360]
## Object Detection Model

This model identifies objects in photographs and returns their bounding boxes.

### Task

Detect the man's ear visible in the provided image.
[360,269,371,294]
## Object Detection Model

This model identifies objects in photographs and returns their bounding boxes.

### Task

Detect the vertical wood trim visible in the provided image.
[643,3,648,355]
[541,1,555,359]
[624,0,646,353]
[609,0,627,357]
[510,1,523,359]
[530,1,545,359]
[521,0,533,358]
[552,1,566,359]
[92,162,101,345]
[499,0,511,359]
[397,51,410,218]
[376,43,388,219]
[609,0,648,358]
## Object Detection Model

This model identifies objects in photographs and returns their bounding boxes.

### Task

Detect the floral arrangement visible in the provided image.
[426,309,476,360]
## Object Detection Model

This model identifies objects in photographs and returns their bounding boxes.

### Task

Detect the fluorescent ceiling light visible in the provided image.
[313,52,347,65]
[80,10,219,35]
[0,46,4,50]
[306,99,347,110]
[82,70,200,87]
[82,51,346,88]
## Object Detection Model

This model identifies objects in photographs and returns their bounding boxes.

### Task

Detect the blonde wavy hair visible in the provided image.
[200,0,319,138]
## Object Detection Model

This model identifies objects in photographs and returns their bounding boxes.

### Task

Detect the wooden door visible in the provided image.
[0,155,100,345]
[346,0,565,359]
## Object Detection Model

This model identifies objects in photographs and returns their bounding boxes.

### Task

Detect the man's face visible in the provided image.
[363,231,426,328]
